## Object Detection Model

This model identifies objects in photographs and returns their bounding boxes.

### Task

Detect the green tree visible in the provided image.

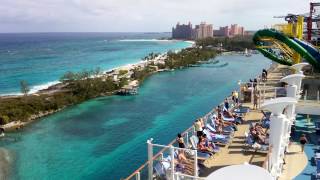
[60,71,76,82]
[20,80,30,96]
[94,67,102,77]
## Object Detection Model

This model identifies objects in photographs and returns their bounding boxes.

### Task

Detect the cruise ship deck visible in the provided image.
[126,63,320,180]
[200,65,308,179]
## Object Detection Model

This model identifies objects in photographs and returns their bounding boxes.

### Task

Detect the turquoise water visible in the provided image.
[1,54,271,180]
[294,114,320,180]
[0,33,190,95]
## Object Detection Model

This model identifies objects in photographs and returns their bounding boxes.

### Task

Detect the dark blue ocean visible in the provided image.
[0,33,272,180]
[0,32,190,95]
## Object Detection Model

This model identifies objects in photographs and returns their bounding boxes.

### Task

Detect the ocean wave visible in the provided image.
[0,80,61,96]
[29,80,60,94]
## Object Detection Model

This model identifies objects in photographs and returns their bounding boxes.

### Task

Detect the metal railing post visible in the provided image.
[147,138,153,180]
[304,90,307,101]
[170,146,175,180]
[194,149,198,177]
[186,132,189,147]
[317,90,319,103]
[251,82,254,104]
[258,89,261,109]
[274,88,277,98]
[238,80,242,103]
[264,83,266,101]
[135,172,140,180]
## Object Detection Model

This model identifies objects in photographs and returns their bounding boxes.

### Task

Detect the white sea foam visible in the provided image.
[1,39,191,96]
[28,80,61,94]
[0,80,61,96]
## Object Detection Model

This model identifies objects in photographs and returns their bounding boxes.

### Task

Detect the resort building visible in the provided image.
[193,22,213,39]
[213,24,247,37]
[213,26,230,37]
[229,24,245,36]
[172,22,193,40]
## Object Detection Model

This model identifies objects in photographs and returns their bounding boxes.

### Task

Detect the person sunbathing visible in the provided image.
[219,118,237,131]
[197,137,214,155]
[202,134,218,150]
[255,125,266,136]
[175,150,194,175]
[251,129,266,144]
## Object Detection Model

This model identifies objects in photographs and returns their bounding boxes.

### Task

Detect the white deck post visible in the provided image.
[194,149,198,177]
[261,97,297,178]
[317,90,319,103]
[280,74,305,152]
[170,146,175,180]
[147,138,153,180]
[291,63,308,98]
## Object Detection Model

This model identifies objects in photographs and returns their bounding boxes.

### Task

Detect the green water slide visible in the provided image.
[253,29,320,69]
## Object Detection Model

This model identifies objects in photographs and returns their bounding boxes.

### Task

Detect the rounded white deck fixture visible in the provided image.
[280,74,305,87]
[206,164,273,180]
[261,97,297,116]
[280,74,305,98]
[291,62,309,74]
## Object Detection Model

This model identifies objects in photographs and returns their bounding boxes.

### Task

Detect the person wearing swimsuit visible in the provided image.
[299,134,308,152]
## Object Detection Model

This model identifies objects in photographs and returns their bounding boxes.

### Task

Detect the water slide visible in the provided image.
[253,29,320,70]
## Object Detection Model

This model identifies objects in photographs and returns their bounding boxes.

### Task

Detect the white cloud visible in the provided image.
[0,0,311,32]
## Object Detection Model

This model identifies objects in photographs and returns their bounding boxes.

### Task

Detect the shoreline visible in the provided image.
[0,40,194,98]
[0,45,218,131]
[0,50,268,180]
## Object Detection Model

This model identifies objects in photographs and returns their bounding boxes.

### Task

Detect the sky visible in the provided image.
[0,0,312,33]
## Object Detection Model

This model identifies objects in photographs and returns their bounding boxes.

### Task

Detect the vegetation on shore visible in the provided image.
[0,47,217,126]
[196,35,255,51]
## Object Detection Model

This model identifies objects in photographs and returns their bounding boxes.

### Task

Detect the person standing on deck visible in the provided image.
[176,133,185,148]
[194,119,203,137]
[253,92,258,110]
[299,134,308,152]
[224,99,229,110]
[233,91,239,105]
[263,69,268,80]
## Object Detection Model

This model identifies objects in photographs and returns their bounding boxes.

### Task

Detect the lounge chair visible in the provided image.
[202,129,230,145]
[316,160,320,179]
[221,113,235,122]
[243,132,268,152]
[261,118,270,129]
[189,136,211,160]
[221,113,243,124]
[192,134,220,153]
[206,123,234,135]
[234,106,250,116]
[154,156,171,179]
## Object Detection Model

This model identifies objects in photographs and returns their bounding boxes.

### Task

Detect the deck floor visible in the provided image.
[199,64,308,178]
[200,110,267,177]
